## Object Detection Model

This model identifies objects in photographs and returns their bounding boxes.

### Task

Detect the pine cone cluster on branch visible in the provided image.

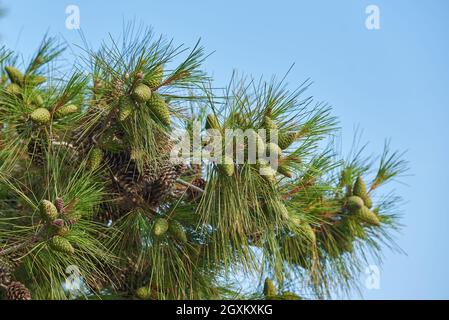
[0,27,407,300]
[0,257,31,300]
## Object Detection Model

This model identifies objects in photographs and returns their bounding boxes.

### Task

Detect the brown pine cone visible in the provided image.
[27,139,45,166]
[190,163,203,176]
[95,210,114,224]
[95,202,128,224]
[6,251,24,268]
[113,256,142,293]
[86,273,109,293]
[144,161,185,207]
[6,281,31,300]
[187,178,206,201]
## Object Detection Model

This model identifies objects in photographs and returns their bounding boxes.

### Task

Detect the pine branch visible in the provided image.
[0,225,47,256]
[176,178,204,194]
[0,23,408,300]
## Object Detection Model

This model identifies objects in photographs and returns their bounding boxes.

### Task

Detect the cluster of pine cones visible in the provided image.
[84,140,189,224]
[0,257,31,300]
[103,147,187,208]
[67,68,190,223]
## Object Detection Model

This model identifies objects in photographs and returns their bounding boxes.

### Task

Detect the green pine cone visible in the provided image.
[262,116,277,130]
[262,116,278,142]
[300,222,316,243]
[48,219,68,236]
[30,108,51,125]
[277,292,302,300]
[266,142,282,158]
[40,200,59,221]
[263,278,277,296]
[358,206,380,226]
[143,64,164,88]
[253,131,266,151]
[353,176,373,208]
[243,131,265,160]
[27,75,47,87]
[88,148,103,170]
[32,94,44,107]
[147,93,171,126]
[363,195,373,209]
[49,236,74,255]
[6,83,22,96]
[353,176,367,198]
[278,132,299,150]
[233,112,249,126]
[262,171,277,185]
[277,165,293,178]
[153,218,169,236]
[205,114,220,130]
[132,84,152,103]
[66,211,82,225]
[119,96,134,121]
[340,238,354,253]
[257,162,277,184]
[346,195,364,213]
[5,66,24,85]
[55,104,78,118]
[168,220,188,243]
[135,286,152,300]
[218,155,234,176]
[56,226,70,237]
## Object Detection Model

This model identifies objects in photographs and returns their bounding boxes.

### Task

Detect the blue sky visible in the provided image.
[1,0,448,299]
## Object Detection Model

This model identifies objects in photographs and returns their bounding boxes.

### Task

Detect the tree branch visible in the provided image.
[176,178,204,194]
[0,226,47,256]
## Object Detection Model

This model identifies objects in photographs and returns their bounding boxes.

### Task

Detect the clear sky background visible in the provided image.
[0,0,448,299]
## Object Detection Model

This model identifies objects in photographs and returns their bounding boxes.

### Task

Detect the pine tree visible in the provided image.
[0,27,408,300]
